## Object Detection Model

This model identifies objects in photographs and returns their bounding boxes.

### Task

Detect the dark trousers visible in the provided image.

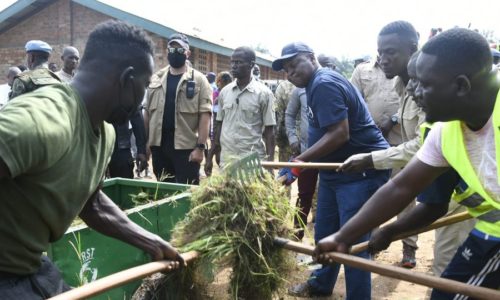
[0,256,70,299]
[108,148,134,179]
[294,168,319,240]
[151,132,200,185]
[431,232,500,299]
[309,170,390,299]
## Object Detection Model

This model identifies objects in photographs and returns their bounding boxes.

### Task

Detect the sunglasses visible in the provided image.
[167,47,187,55]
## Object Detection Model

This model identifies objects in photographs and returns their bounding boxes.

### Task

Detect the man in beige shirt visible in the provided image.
[351,60,402,146]
[215,46,276,164]
[144,33,212,185]
[55,46,80,83]
[340,21,423,269]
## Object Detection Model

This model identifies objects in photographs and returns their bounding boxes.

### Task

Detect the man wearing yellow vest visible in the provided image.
[314,28,500,299]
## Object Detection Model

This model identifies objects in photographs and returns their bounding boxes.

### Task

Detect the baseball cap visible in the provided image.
[25,40,52,53]
[492,49,500,59]
[168,33,189,49]
[272,42,314,71]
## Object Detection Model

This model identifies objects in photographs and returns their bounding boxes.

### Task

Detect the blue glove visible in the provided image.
[278,167,295,186]
[277,159,301,186]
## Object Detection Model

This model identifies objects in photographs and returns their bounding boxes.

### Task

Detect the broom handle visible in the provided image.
[261,161,342,169]
[274,238,500,300]
[48,251,199,300]
[350,211,472,254]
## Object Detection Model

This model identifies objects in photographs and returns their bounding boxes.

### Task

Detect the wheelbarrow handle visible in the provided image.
[261,161,342,169]
[350,211,473,254]
[274,238,499,300]
[48,251,199,300]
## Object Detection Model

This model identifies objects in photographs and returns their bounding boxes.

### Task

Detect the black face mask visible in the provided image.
[168,52,187,68]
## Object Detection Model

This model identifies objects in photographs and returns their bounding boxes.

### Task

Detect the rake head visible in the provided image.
[223,152,265,182]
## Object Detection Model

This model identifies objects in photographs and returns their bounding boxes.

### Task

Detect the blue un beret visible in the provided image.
[25,40,52,53]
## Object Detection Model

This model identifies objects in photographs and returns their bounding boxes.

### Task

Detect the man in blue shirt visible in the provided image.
[274,42,390,299]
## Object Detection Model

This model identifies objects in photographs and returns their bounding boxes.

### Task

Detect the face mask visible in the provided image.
[168,52,187,68]
[253,74,260,80]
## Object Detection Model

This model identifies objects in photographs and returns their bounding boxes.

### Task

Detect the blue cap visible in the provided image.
[272,42,314,71]
[492,49,500,59]
[25,40,52,53]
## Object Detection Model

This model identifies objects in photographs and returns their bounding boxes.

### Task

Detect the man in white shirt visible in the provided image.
[55,46,80,82]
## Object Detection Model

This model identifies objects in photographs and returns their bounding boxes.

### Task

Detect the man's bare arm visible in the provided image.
[315,157,448,256]
[263,125,275,161]
[79,190,184,265]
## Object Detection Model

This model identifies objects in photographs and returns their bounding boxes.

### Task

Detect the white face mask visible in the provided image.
[253,74,260,80]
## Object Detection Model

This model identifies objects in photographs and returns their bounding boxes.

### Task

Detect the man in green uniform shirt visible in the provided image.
[9,40,61,100]
[0,20,183,298]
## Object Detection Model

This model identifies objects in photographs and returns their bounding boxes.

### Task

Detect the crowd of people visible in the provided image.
[0,18,499,299]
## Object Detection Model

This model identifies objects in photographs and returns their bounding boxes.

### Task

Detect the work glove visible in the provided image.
[277,158,302,186]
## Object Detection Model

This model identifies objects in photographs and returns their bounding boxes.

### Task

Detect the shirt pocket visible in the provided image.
[177,86,201,113]
[146,86,162,112]
[240,102,261,125]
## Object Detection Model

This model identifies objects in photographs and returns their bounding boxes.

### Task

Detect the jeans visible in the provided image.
[308,169,390,299]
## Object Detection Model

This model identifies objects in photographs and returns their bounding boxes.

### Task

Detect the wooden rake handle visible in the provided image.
[267,161,341,183]
[261,161,342,170]
[274,238,500,300]
[48,251,199,300]
[350,211,473,254]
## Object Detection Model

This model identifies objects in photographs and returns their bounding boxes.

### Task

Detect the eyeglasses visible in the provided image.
[167,47,186,55]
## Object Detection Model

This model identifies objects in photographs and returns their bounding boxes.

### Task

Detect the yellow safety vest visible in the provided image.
[441,90,500,237]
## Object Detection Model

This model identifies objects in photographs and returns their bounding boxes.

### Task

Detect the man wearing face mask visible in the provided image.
[144,33,212,185]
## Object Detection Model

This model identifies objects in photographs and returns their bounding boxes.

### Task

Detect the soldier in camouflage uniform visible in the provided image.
[9,40,61,100]
[274,80,295,161]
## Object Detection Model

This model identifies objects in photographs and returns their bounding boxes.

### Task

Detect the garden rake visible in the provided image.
[224,152,493,299]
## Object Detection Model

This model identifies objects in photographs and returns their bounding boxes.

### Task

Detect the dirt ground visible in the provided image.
[138,159,436,299]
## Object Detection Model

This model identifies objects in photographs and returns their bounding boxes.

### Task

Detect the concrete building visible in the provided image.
[0,0,285,84]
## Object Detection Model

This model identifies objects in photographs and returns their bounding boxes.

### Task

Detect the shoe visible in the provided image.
[401,244,417,269]
[288,282,332,298]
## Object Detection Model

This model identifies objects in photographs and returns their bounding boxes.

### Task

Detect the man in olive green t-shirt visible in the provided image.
[0,21,183,298]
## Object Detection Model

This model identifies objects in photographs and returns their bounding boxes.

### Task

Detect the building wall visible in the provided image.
[0,0,284,84]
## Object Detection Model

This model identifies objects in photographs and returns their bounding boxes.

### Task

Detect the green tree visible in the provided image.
[253,43,271,55]
[334,56,355,79]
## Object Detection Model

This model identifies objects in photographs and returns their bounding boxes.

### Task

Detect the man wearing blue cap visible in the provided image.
[9,40,61,100]
[273,42,390,299]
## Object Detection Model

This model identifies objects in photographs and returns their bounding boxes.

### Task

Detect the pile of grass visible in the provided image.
[165,171,296,299]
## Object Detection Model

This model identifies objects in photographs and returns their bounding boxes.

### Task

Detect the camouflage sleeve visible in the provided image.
[9,78,26,100]
[274,91,289,148]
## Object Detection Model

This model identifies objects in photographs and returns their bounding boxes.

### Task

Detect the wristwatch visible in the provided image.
[391,115,398,125]
[196,143,206,150]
